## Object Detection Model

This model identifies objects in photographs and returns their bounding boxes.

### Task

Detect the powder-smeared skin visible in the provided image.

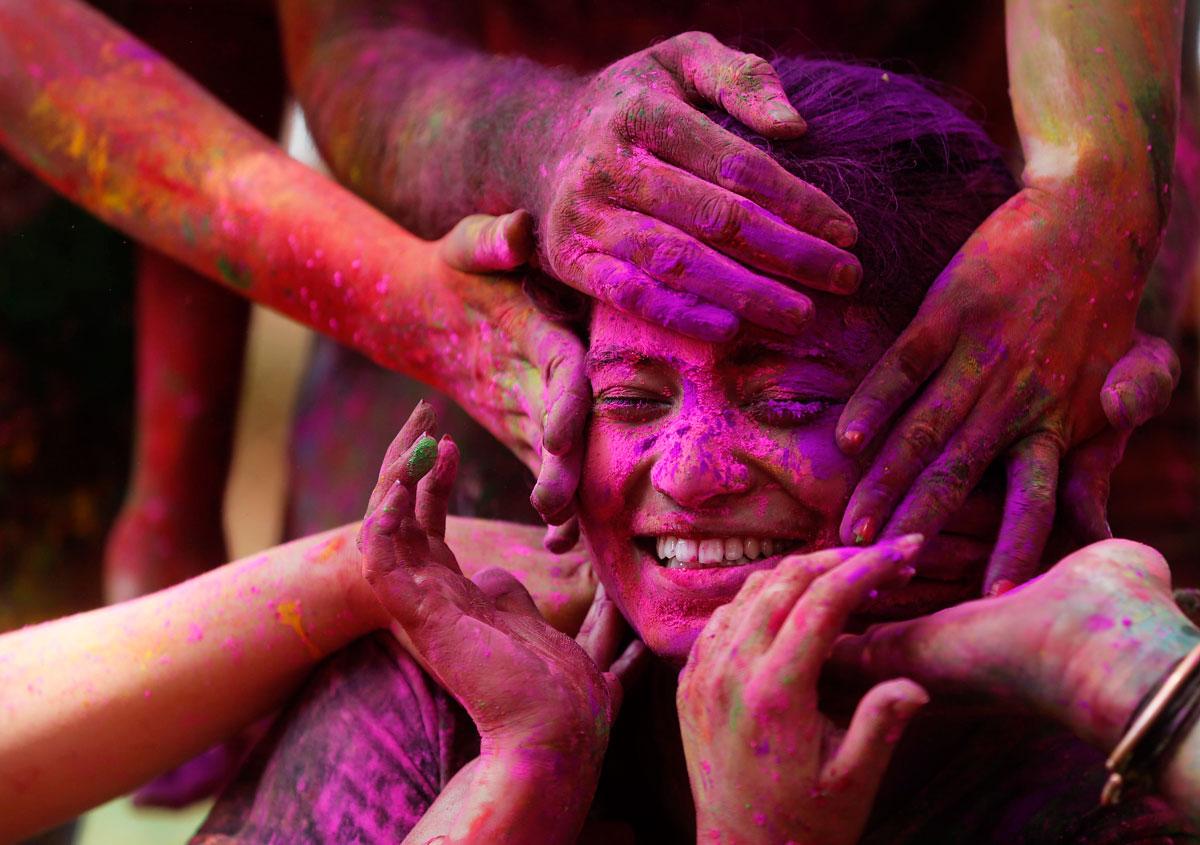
[831,539,1200,827]
[103,250,247,604]
[359,422,617,845]
[406,434,439,479]
[0,0,587,521]
[276,2,863,342]
[836,0,1186,595]
[0,512,593,841]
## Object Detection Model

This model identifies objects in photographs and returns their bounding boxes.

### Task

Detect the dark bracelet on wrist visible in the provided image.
[1102,638,1200,805]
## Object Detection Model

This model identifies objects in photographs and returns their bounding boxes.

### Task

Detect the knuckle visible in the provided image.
[692,194,744,243]
[898,420,941,459]
[893,343,932,386]
[716,149,753,186]
[725,52,774,89]
[617,92,662,141]
[644,238,697,281]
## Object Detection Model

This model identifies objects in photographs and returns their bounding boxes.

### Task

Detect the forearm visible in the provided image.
[0,524,384,841]
[405,750,600,845]
[0,0,471,387]
[126,251,248,520]
[1007,0,1183,240]
[277,0,576,235]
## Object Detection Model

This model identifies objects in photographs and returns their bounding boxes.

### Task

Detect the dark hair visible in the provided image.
[528,55,1018,331]
[711,57,1018,328]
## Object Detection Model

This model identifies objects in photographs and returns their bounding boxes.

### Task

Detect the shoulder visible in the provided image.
[193,632,478,844]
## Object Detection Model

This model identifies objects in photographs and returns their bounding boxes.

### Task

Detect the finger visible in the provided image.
[602,208,816,332]
[689,569,773,665]
[358,432,440,554]
[415,436,459,540]
[513,309,588,521]
[361,481,425,624]
[839,366,982,545]
[837,316,956,455]
[558,251,739,341]
[1059,427,1128,544]
[730,548,864,651]
[1100,331,1179,430]
[628,95,856,245]
[613,160,861,292]
[603,639,650,716]
[880,402,1011,544]
[439,210,534,272]
[983,431,1062,597]
[576,583,625,669]
[655,32,808,137]
[368,401,438,513]
[824,678,928,795]
[543,516,580,554]
[767,535,923,684]
[609,638,649,686]
[472,566,541,618]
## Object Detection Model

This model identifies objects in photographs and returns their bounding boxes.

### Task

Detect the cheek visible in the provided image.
[761,422,863,525]
[579,421,655,518]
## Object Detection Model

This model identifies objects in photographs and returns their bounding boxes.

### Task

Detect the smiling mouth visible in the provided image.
[636,535,809,570]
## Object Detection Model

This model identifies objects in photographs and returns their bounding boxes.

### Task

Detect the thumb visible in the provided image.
[439,210,534,273]
[1100,330,1179,430]
[824,678,928,795]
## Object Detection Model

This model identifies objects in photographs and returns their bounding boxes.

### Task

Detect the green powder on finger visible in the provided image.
[407,434,439,478]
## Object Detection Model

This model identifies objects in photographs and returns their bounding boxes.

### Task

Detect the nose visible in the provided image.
[650,414,753,509]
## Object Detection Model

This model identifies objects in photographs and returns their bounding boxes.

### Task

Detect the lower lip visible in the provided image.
[640,546,786,601]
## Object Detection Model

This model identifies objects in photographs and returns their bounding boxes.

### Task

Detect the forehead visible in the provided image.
[586,298,894,377]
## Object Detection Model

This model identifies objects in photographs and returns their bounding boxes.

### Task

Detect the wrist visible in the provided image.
[1063,608,1200,751]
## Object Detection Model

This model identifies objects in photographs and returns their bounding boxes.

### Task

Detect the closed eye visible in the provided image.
[594,389,672,423]
[745,396,837,427]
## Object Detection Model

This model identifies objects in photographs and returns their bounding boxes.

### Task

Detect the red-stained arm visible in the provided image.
[0,0,595,521]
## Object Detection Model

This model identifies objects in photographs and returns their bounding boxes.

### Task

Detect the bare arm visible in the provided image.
[0,0,592,523]
[276,1,864,342]
[0,514,594,841]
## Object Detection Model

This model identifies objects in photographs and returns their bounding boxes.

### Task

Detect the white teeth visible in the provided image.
[698,539,724,564]
[651,535,799,569]
[675,539,698,564]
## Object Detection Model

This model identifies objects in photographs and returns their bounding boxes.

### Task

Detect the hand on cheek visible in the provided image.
[677,537,928,845]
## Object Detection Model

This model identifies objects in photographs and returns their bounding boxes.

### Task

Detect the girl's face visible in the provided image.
[578,298,990,662]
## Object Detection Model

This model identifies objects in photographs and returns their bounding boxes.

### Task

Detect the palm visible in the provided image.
[359,405,612,754]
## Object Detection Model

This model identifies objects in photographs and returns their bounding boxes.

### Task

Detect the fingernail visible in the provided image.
[840,426,865,455]
[828,260,861,294]
[768,103,806,131]
[852,516,877,546]
[987,579,1016,598]
[406,434,439,478]
[820,219,857,248]
[893,533,924,556]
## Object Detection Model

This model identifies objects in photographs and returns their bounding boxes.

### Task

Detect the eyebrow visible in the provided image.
[585,347,663,373]
[724,340,849,376]
[586,340,846,374]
